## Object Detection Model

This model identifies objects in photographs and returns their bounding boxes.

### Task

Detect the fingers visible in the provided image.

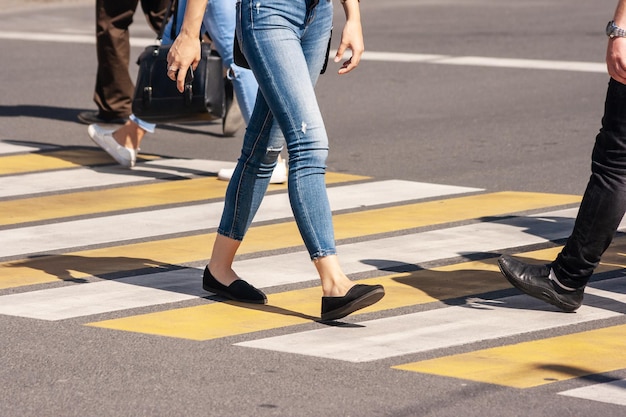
[607,39,626,85]
[334,42,363,75]
[176,65,190,93]
[167,38,201,93]
[166,63,186,93]
[167,65,178,78]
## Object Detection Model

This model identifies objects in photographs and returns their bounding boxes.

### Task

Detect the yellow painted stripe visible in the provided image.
[393,324,626,388]
[84,241,626,340]
[0,149,159,175]
[0,172,367,226]
[0,191,581,290]
[85,261,508,340]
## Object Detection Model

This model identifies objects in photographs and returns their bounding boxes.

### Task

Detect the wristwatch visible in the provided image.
[606,20,626,38]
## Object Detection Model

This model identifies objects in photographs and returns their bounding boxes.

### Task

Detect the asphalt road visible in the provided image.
[2,1,626,416]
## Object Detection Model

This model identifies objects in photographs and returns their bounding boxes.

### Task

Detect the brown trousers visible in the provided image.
[93,0,170,119]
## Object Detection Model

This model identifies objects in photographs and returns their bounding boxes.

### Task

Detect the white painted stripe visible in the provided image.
[0,31,606,74]
[0,31,155,48]
[0,269,203,321]
[0,142,57,154]
[360,50,606,73]
[0,180,479,258]
[0,207,608,321]
[559,379,626,406]
[0,158,234,198]
[236,279,626,363]
[432,55,606,73]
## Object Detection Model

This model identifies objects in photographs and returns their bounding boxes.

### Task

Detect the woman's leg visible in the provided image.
[218,0,353,293]
[211,0,384,318]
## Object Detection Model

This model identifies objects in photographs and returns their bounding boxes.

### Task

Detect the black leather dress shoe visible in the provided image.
[497,255,584,312]
[321,284,385,322]
[202,266,267,304]
[77,111,127,125]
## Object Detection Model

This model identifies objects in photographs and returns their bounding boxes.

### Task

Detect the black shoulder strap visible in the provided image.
[157,0,177,42]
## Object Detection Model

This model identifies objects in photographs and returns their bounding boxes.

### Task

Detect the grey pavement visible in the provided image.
[2,1,626,417]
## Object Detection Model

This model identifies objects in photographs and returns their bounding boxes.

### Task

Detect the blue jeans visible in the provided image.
[554,78,626,287]
[163,0,258,123]
[218,0,334,259]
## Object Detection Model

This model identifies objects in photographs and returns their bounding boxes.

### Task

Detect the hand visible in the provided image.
[607,37,626,84]
[166,34,201,93]
[334,19,364,75]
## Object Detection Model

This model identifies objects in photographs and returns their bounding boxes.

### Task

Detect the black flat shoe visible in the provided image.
[321,284,385,322]
[202,266,267,304]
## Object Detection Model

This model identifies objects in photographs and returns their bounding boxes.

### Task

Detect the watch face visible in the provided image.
[607,21,617,37]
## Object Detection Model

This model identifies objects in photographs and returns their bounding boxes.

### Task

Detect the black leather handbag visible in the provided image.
[132,0,225,123]
[132,42,224,123]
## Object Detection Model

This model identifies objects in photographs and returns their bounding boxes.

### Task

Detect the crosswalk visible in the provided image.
[2,140,626,406]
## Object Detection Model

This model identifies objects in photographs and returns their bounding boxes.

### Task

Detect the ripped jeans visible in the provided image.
[217,0,334,259]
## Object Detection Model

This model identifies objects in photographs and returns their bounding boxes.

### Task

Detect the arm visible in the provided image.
[607,0,626,84]
[334,0,364,75]
[166,0,208,92]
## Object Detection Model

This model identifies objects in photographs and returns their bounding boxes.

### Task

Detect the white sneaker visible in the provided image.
[217,160,287,184]
[88,124,137,168]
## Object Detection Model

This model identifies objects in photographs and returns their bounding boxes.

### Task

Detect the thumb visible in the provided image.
[334,43,346,62]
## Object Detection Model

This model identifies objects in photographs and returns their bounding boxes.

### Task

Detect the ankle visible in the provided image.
[113,121,144,149]
[207,263,239,286]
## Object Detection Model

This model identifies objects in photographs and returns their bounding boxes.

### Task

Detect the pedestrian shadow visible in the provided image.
[3,253,185,284]
[0,105,227,138]
[477,213,577,242]
[361,246,626,315]
[157,121,225,138]
[3,253,326,323]
[219,300,323,323]
[361,258,514,308]
[536,364,626,386]
[0,105,84,123]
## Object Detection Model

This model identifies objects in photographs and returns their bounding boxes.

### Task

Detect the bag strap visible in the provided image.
[157,0,178,43]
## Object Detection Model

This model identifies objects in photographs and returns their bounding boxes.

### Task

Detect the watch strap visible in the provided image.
[607,21,626,38]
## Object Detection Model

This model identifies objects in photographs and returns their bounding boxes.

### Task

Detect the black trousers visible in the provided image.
[554,78,626,287]
[93,0,170,119]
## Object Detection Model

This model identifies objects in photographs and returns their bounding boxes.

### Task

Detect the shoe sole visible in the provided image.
[497,258,579,312]
[320,287,385,322]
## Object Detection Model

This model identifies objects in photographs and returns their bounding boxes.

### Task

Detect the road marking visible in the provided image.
[0,180,478,258]
[363,52,606,74]
[86,245,626,342]
[0,269,204,321]
[559,379,626,406]
[393,323,626,388]
[0,191,576,289]
[84,263,510,340]
[236,258,626,362]
[0,30,607,74]
[0,141,56,154]
[0,207,595,321]
[0,171,366,226]
[0,149,119,175]
[0,158,235,198]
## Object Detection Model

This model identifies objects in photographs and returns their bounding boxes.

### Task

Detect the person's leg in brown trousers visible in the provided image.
[79,0,169,124]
